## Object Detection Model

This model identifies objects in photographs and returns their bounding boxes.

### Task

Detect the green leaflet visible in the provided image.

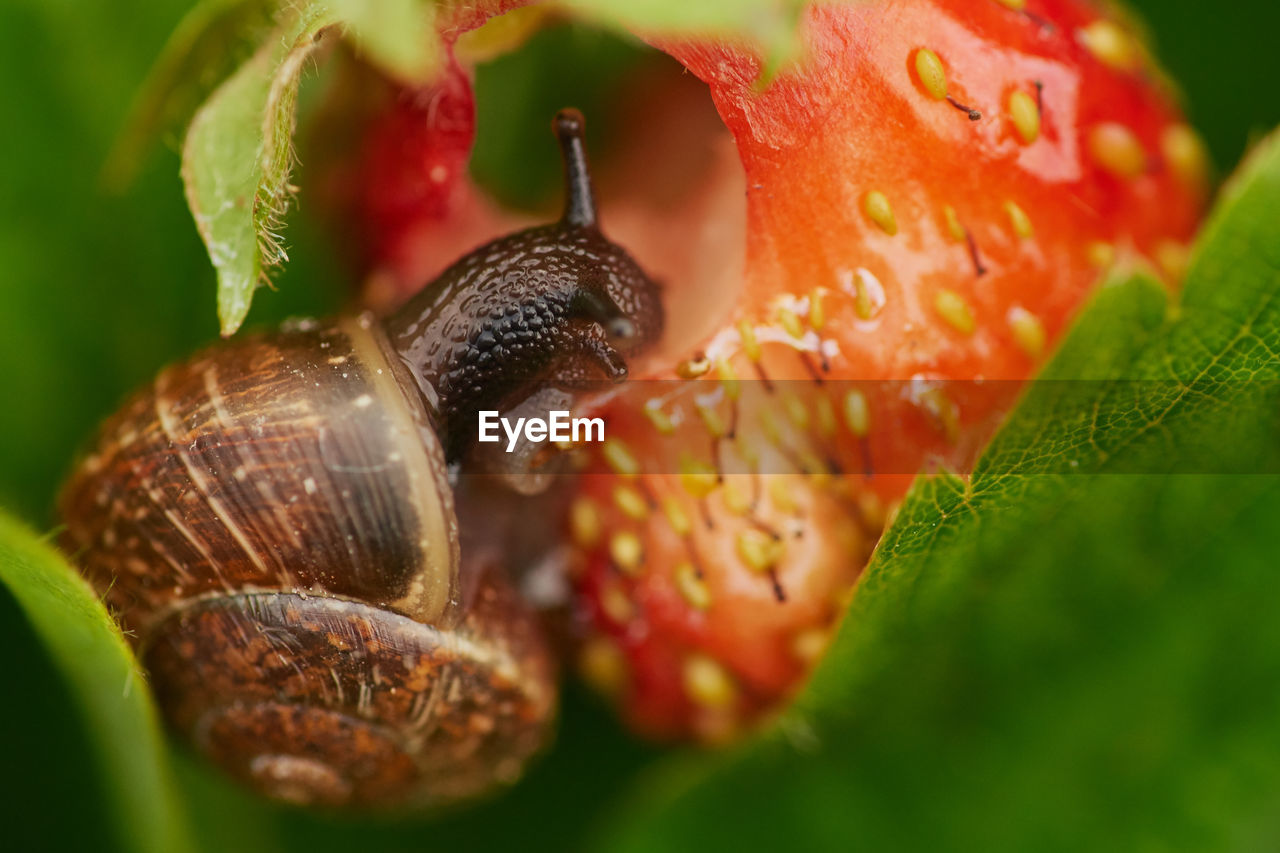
[0,513,194,853]
[558,0,809,81]
[330,0,439,83]
[101,0,276,192]
[182,5,338,336]
[597,134,1280,851]
[178,0,439,336]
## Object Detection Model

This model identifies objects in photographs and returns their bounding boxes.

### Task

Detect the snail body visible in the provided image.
[58,111,661,808]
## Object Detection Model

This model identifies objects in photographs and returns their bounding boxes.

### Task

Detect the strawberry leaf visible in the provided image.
[180,1,441,336]
[559,0,807,71]
[101,0,276,192]
[183,5,340,336]
[0,512,194,853]
[330,0,440,84]
[597,130,1280,851]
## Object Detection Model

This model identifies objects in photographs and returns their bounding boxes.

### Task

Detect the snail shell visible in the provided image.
[59,317,553,807]
[57,110,662,809]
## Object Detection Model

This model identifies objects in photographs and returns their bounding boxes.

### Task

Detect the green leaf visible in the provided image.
[0,512,194,853]
[182,5,340,336]
[101,0,276,192]
[179,1,444,336]
[330,0,440,84]
[597,132,1280,851]
[559,0,808,71]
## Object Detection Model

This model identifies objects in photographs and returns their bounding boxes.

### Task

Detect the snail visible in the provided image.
[57,109,662,809]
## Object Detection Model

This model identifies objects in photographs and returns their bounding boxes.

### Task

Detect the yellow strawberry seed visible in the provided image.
[914,48,948,100]
[1007,305,1046,359]
[609,531,643,575]
[613,485,649,521]
[843,390,870,437]
[675,562,711,611]
[1005,200,1034,239]
[863,190,899,235]
[569,497,602,549]
[935,289,976,335]
[1089,122,1147,178]
[1008,89,1041,144]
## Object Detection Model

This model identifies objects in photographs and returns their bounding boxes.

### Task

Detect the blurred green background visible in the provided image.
[0,1,1277,851]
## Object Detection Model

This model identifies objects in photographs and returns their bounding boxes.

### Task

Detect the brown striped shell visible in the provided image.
[58,315,555,808]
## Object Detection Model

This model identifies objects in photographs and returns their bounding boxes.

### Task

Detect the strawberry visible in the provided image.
[557,0,1207,741]
[318,0,1207,740]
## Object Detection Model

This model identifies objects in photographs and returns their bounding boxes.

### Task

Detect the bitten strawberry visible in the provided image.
[320,0,1207,742]
[559,0,1207,741]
